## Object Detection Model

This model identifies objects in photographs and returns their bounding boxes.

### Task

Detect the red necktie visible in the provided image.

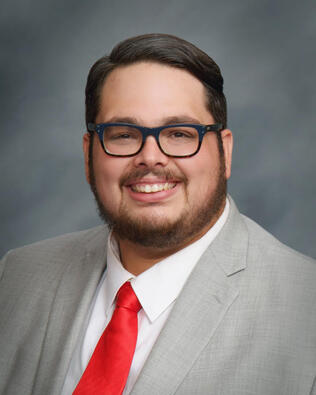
[73,281,142,395]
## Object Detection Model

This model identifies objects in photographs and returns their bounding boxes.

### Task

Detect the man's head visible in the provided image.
[83,34,233,251]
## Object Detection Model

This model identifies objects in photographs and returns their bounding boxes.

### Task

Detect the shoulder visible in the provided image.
[239,214,316,310]
[0,225,109,280]
[242,213,315,269]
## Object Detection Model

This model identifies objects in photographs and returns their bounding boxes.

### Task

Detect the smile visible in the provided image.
[131,183,177,193]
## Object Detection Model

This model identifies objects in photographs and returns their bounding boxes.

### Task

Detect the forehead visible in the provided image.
[97,62,213,125]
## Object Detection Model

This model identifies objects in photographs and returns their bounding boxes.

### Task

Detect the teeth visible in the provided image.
[131,183,176,193]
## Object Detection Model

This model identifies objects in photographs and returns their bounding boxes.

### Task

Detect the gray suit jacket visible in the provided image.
[1,198,316,395]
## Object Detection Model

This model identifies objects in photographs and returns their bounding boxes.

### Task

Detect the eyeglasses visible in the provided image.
[87,122,223,158]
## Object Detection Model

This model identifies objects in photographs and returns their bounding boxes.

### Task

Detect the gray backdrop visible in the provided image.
[1,0,315,258]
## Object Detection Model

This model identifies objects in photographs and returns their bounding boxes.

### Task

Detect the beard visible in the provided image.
[89,150,227,249]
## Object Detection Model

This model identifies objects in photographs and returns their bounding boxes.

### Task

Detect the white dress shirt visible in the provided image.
[61,199,229,394]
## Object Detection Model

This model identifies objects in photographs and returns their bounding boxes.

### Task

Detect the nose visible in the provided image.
[132,136,169,167]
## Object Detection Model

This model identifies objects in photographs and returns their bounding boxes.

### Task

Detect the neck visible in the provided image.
[115,201,226,276]
[116,239,177,275]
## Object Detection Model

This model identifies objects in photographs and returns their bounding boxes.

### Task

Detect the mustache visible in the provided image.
[119,167,188,187]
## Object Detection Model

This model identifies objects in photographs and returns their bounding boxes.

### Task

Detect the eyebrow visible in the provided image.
[104,115,202,126]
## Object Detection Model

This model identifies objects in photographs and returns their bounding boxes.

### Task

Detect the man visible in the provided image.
[0,34,316,395]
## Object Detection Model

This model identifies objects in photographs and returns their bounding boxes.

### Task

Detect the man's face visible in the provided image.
[83,62,233,249]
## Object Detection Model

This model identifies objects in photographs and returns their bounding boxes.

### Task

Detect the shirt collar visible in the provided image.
[103,237,135,318]
[105,198,230,323]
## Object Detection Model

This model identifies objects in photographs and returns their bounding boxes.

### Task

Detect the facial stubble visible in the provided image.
[89,138,227,249]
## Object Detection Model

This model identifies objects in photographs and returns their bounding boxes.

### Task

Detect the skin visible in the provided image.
[83,62,233,275]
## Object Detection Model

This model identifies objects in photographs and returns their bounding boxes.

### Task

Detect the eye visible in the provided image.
[105,126,140,142]
[165,129,196,139]
[111,133,134,140]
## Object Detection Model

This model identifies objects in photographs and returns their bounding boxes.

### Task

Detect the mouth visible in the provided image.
[122,171,185,203]
[130,182,177,193]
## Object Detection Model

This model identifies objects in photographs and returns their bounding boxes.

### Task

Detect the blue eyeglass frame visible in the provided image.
[87,122,223,158]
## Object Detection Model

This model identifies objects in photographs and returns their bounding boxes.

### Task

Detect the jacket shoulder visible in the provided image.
[242,214,316,268]
[0,226,108,279]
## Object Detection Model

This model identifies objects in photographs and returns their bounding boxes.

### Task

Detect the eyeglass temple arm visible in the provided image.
[87,123,96,132]
[205,123,223,132]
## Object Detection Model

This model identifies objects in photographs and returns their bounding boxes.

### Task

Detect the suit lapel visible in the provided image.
[32,226,108,395]
[132,197,248,395]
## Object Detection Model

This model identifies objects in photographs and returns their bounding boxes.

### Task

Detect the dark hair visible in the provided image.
[85,33,227,130]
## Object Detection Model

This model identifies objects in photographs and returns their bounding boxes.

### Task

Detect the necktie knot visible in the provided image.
[116,282,142,313]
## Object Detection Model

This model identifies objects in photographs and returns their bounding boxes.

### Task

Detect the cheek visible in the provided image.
[92,140,125,187]
[191,169,214,195]
[182,155,220,198]
[92,153,126,205]
[96,162,121,191]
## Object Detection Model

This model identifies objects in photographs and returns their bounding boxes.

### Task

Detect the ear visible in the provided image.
[83,132,91,184]
[221,129,233,179]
